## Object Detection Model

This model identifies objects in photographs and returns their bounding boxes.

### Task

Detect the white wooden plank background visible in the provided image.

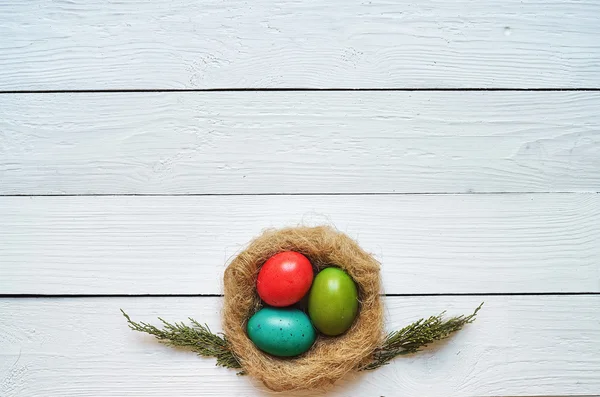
[1,194,599,295]
[2,0,600,396]
[1,92,599,195]
[2,296,599,397]
[1,0,600,90]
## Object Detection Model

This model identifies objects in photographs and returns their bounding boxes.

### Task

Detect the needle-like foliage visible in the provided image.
[122,303,481,373]
[359,303,483,371]
[121,309,243,372]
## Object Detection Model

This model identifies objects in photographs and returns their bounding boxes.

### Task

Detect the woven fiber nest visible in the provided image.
[223,226,383,392]
[123,226,480,391]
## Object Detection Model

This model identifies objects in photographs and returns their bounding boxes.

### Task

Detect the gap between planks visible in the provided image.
[1,192,598,197]
[1,292,600,299]
[1,88,600,94]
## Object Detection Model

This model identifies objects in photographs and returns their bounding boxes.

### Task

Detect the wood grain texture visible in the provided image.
[1,91,600,195]
[0,0,599,90]
[1,296,599,396]
[1,194,598,295]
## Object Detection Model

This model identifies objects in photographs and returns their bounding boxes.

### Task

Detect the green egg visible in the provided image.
[247,307,316,357]
[308,267,359,336]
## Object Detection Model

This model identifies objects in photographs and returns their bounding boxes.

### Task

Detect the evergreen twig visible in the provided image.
[359,302,483,371]
[121,309,244,373]
[122,303,482,374]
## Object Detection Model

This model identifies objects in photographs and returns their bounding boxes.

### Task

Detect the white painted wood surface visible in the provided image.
[2,0,599,395]
[1,0,600,90]
[2,92,600,195]
[2,194,599,295]
[1,296,599,397]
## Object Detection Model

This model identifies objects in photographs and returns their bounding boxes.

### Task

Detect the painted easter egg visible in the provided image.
[257,251,314,307]
[247,307,316,357]
[308,267,359,336]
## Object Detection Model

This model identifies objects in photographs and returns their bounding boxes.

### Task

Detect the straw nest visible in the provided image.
[223,226,383,392]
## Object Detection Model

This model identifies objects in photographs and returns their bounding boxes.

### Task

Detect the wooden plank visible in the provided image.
[0,0,599,90]
[1,194,598,295]
[1,91,599,195]
[1,296,598,396]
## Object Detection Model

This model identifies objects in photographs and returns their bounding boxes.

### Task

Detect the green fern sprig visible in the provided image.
[122,303,482,373]
[359,302,483,371]
[121,309,243,372]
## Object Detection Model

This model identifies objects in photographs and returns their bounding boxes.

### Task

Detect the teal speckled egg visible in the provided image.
[247,307,316,357]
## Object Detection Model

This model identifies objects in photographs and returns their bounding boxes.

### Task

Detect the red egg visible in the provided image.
[257,251,314,307]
